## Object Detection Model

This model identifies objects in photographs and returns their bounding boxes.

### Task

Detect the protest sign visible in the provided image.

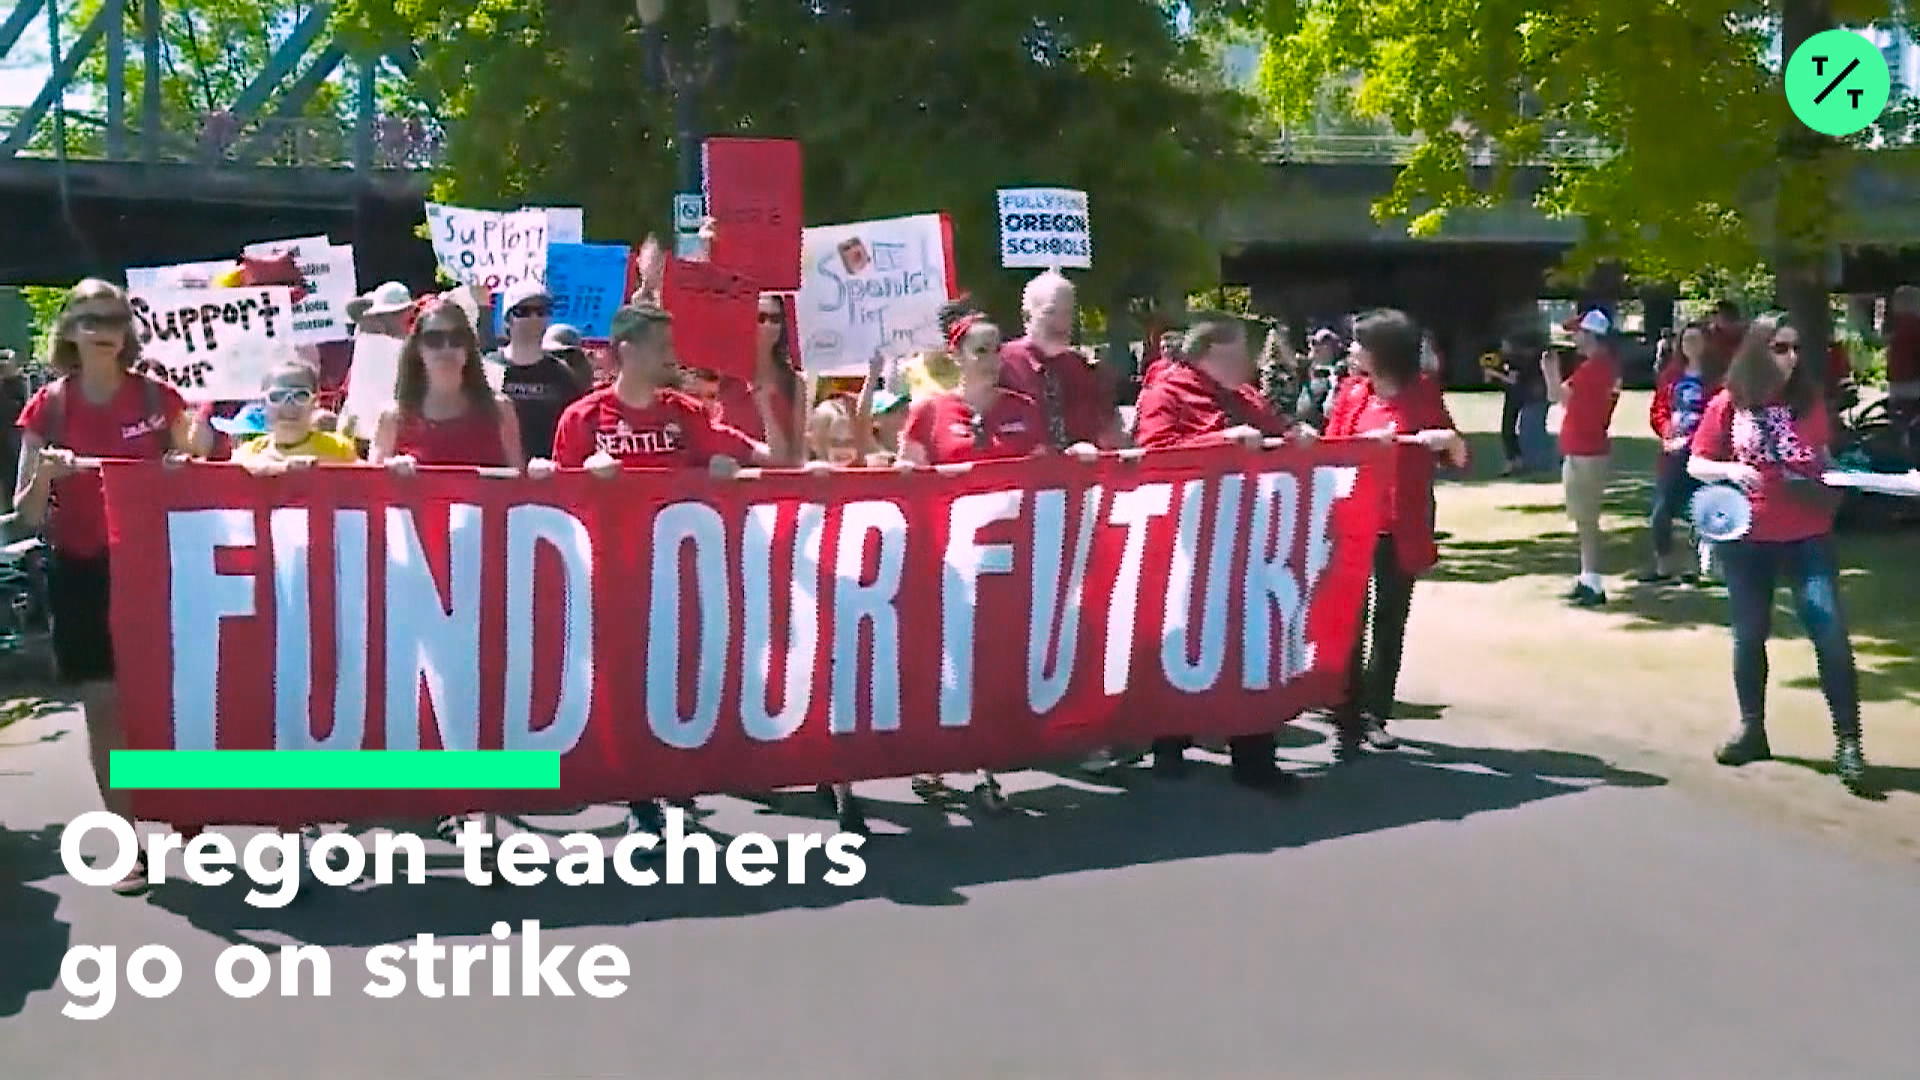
[126,286,297,402]
[242,236,358,344]
[336,332,405,440]
[424,203,550,291]
[704,137,804,291]
[102,438,1391,824]
[998,188,1092,269]
[125,260,234,291]
[546,243,631,340]
[661,256,759,379]
[540,207,584,245]
[795,213,956,377]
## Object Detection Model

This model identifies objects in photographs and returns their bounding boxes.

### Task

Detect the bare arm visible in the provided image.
[899,438,931,467]
[13,431,51,528]
[368,409,401,464]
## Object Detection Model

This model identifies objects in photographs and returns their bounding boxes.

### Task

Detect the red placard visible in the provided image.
[660,257,758,379]
[102,439,1393,826]
[703,137,804,291]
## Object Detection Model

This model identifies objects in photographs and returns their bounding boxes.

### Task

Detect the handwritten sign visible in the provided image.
[997,187,1092,269]
[126,286,296,402]
[661,257,758,380]
[241,236,357,344]
[337,332,405,440]
[795,212,955,376]
[544,243,630,339]
[704,137,803,291]
[424,203,550,291]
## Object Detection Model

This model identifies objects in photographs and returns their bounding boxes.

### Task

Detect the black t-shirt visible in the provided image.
[494,353,587,459]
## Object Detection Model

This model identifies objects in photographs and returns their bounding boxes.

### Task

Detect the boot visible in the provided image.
[1835,734,1870,798]
[1714,725,1772,767]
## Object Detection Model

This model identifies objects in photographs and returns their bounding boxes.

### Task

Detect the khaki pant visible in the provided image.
[1563,453,1610,527]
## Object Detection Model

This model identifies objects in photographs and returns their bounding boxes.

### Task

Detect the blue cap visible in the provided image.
[871,389,908,414]
[211,402,270,437]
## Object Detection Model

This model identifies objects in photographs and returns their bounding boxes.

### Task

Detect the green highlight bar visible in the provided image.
[110,751,562,790]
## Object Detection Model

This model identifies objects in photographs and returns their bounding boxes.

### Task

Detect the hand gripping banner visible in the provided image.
[102,440,1394,825]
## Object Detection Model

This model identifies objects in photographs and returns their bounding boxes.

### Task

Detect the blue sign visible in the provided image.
[493,242,631,341]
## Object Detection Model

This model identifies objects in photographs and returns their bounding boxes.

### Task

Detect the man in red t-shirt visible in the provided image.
[547,304,779,474]
[1544,309,1622,606]
[1132,313,1302,795]
[997,270,1124,450]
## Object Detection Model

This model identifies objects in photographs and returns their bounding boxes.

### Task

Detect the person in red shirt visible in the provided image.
[548,303,782,474]
[371,302,525,472]
[14,278,191,895]
[1543,308,1622,607]
[1322,309,1467,761]
[1133,312,1306,794]
[706,293,804,463]
[997,270,1124,450]
[1140,325,1184,389]
[1687,315,1867,796]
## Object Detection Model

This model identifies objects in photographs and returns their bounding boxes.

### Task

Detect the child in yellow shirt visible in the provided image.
[232,363,361,474]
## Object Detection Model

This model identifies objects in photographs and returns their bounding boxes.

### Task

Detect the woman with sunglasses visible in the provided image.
[492,281,588,462]
[898,312,1063,812]
[1687,316,1868,795]
[371,302,526,474]
[14,279,192,895]
[232,363,360,473]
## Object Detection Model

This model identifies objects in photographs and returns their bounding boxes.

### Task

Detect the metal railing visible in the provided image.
[0,107,444,170]
[1264,131,1611,166]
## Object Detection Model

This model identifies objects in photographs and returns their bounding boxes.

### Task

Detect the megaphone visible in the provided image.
[1690,484,1753,543]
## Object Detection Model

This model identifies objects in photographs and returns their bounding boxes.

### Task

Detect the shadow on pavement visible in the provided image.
[130,737,1666,951]
[0,825,73,1019]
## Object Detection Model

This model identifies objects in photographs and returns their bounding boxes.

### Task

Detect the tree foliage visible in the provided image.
[333,0,1263,317]
[1248,0,1913,297]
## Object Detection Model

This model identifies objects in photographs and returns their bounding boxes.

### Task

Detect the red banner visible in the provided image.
[704,137,804,291]
[102,441,1393,826]
[661,257,759,379]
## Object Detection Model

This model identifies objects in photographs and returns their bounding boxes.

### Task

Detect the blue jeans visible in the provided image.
[1717,537,1860,738]
[1649,450,1699,560]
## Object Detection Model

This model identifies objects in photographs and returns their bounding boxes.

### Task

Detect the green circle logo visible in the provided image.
[1786,29,1891,136]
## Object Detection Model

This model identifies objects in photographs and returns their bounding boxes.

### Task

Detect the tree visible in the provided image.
[1242,0,1917,355]
[333,0,1263,320]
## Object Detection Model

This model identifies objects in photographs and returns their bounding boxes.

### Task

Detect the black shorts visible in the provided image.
[48,553,115,684]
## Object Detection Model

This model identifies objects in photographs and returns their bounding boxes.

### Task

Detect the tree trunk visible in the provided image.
[1777,0,1836,362]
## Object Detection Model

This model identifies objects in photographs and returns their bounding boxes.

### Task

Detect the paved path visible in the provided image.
[3,703,1917,1078]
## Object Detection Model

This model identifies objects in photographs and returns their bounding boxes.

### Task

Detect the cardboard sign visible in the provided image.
[795,212,955,376]
[241,236,358,344]
[704,137,803,291]
[337,332,405,439]
[126,286,298,402]
[661,257,758,380]
[546,243,630,340]
[424,203,550,291]
[997,187,1093,269]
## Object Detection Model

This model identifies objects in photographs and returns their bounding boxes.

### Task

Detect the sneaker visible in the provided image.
[1362,717,1401,750]
[1714,729,1772,767]
[1634,568,1676,584]
[1835,736,1870,797]
[1568,584,1607,608]
[111,854,153,896]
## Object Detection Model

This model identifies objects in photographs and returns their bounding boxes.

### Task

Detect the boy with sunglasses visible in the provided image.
[231,364,359,473]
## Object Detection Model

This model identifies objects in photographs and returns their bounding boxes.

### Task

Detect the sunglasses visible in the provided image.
[418,329,470,350]
[757,312,785,325]
[266,387,315,407]
[1770,340,1800,356]
[509,303,551,320]
[74,312,131,331]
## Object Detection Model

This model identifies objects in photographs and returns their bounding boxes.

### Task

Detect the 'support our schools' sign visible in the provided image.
[425,203,551,291]
[127,285,298,402]
[101,439,1393,825]
[795,213,956,377]
[997,187,1092,269]
[241,236,358,345]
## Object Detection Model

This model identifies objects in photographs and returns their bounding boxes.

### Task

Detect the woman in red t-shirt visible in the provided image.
[1687,316,1867,796]
[1322,309,1466,762]
[371,302,525,473]
[14,279,191,894]
[898,312,1055,812]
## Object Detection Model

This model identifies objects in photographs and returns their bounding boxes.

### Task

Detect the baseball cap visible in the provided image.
[542,323,583,351]
[501,279,552,316]
[1561,309,1611,335]
[211,402,271,437]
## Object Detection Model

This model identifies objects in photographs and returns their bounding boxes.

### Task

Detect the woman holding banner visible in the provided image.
[13,279,192,895]
[371,302,526,473]
[1323,310,1467,762]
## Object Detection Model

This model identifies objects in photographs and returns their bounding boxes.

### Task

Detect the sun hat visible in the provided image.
[346,281,413,321]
